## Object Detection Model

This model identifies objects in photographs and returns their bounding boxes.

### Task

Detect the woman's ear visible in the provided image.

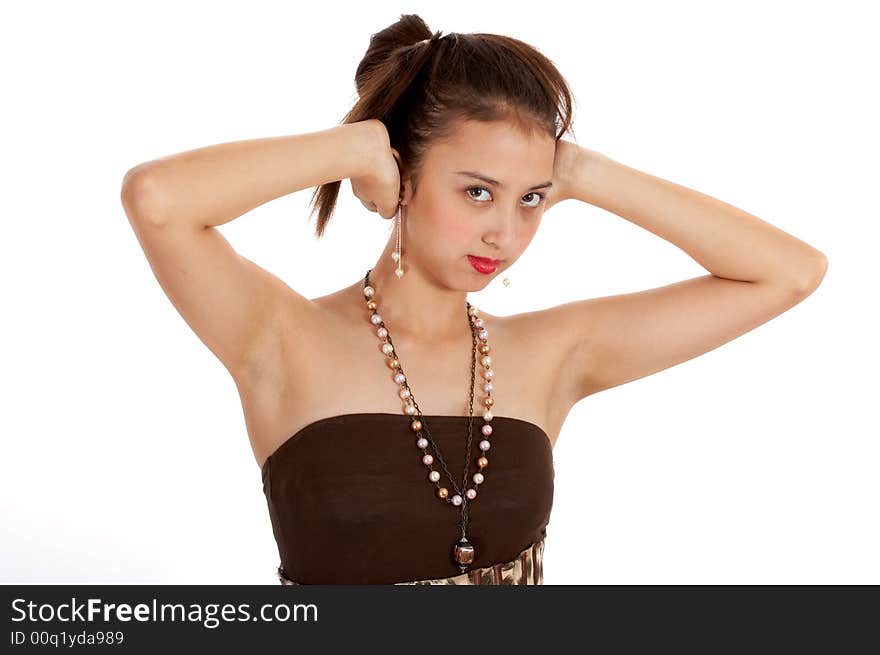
[390,147,410,204]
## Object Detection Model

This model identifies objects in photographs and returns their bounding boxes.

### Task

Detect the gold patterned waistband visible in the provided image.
[277,538,545,586]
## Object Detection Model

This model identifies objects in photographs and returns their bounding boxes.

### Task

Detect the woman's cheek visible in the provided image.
[442,213,474,246]
[517,224,540,251]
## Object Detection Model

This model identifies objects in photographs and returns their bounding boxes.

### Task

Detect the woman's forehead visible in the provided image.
[425,122,556,185]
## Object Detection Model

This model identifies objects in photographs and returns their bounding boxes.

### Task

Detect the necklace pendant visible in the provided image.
[453,536,475,572]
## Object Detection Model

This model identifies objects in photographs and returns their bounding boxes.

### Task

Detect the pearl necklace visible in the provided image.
[362,268,496,572]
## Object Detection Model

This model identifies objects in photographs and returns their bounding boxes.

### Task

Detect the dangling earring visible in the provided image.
[392,200,405,279]
[502,277,510,287]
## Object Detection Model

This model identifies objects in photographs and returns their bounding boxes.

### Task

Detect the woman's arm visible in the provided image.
[537,142,828,404]
[554,143,827,287]
[121,121,381,229]
[118,121,383,380]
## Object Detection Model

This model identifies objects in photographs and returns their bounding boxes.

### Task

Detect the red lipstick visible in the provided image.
[468,255,501,274]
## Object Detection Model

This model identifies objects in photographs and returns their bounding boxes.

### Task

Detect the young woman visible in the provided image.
[119,15,827,585]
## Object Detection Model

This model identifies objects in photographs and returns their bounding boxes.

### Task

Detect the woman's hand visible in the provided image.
[350,119,403,220]
[543,139,589,212]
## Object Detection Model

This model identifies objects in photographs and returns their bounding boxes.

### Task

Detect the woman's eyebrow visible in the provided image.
[454,170,553,190]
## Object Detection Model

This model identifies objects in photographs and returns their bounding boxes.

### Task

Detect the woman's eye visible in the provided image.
[466,187,546,208]
[522,192,546,208]
[466,187,492,202]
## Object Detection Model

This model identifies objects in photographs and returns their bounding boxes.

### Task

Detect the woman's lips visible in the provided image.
[468,255,501,274]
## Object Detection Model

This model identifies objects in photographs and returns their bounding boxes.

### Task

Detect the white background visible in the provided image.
[1,1,876,584]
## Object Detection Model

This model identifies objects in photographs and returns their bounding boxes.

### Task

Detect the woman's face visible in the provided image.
[400,118,557,289]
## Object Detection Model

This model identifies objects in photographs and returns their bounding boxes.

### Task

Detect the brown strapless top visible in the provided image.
[260,412,555,584]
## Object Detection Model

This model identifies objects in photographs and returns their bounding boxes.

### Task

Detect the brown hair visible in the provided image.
[308,13,577,239]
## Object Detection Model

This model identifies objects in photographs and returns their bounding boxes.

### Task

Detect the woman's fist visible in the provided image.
[350,119,404,219]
